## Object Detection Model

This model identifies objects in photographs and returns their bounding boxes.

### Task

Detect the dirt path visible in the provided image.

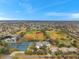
[0,55,12,59]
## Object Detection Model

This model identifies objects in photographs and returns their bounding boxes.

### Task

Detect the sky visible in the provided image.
[0,0,79,21]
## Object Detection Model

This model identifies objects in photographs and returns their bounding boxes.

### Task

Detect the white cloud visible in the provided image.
[71,13,79,19]
[46,12,79,20]
[0,17,20,20]
[34,0,71,12]
[0,17,11,20]
[46,12,69,16]
[24,4,33,13]
[19,1,33,14]
[0,0,10,4]
[0,13,4,16]
[15,10,21,13]
[0,16,28,20]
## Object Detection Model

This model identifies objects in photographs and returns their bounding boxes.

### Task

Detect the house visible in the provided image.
[4,37,17,43]
[35,41,51,49]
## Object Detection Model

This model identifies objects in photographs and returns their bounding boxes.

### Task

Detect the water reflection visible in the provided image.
[8,42,33,51]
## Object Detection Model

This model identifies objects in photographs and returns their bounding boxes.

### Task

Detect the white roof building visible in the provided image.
[4,37,16,43]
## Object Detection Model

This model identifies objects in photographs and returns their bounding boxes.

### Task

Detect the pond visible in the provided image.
[8,42,33,51]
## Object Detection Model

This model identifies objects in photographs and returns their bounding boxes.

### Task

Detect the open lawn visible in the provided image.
[46,31,68,40]
[23,30,45,41]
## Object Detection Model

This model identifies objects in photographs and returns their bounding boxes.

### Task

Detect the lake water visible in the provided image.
[8,42,33,51]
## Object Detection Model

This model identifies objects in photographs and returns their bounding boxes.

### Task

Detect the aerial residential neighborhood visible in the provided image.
[0,0,79,59]
[0,21,79,59]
